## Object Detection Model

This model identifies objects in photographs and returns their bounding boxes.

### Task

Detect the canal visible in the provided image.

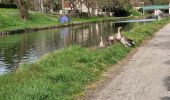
[0,19,154,74]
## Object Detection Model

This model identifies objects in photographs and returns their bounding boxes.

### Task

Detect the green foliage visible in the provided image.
[129,9,141,16]
[0,18,169,100]
[0,3,17,8]
[0,8,60,31]
[114,8,131,17]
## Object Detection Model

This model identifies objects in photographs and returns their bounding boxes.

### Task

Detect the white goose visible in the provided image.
[115,27,123,41]
[99,36,105,48]
[106,27,122,45]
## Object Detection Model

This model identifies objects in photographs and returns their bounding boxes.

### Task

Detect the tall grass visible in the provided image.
[0,18,169,100]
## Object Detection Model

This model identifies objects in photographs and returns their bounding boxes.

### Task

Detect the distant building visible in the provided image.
[60,0,100,15]
[64,1,71,10]
[132,0,145,10]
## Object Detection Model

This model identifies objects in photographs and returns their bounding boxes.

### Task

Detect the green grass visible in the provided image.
[0,8,116,32]
[0,8,58,31]
[0,17,170,100]
[129,9,141,16]
[0,45,129,100]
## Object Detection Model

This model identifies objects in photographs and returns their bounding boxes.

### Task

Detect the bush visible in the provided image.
[114,9,130,17]
[79,12,89,17]
[75,10,89,18]
[0,3,17,8]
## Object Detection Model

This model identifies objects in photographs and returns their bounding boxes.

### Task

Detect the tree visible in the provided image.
[39,0,44,13]
[144,0,170,5]
[16,0,30,20]
[62,0,65,14]
[0,0,14,3]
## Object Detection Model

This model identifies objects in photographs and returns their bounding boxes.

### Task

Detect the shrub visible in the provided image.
[114,9,130,17]
[0,3,17,8]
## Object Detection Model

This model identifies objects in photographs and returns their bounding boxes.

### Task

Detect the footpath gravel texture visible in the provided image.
[91,23,170,100]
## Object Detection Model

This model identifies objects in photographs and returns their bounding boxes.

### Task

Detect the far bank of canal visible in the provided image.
[0,17,131,35]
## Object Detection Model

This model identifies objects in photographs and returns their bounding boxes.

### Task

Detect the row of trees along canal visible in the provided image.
[1,0,170,20]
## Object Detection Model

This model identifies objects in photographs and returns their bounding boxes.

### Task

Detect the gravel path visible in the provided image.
[91,23,170,100]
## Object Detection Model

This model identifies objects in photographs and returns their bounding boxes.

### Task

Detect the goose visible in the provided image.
[106,27,122,45]
[106,36,116,45]
[115,27,123,41]
[99,36,105,48]
[120,36,135,47]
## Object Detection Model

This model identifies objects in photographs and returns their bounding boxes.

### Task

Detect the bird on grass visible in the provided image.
[115,27,123,41]
[106,27,123,45]
[120,36,135,47]
[99,36,105,48]
[106,36,116,45]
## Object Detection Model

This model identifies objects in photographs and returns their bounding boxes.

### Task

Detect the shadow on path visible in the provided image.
[164,60,170,65]
[161,97,170,100]
[145,41,170,50]
[163,76,170,91]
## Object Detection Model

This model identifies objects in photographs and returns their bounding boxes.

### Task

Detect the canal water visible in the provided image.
[0,19,153,74]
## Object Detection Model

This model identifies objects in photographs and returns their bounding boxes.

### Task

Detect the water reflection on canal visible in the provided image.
[0,21,146,74]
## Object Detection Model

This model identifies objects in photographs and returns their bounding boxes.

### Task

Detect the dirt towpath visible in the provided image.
[89,23,170,100]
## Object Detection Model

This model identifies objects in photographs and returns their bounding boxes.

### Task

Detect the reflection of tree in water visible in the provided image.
[60,27,72,47]
[0,30,62,71]
[71,25,92,46]
[112,23,132,33]
[112,22,145,33]
[0,35,28,70]
[28,29,62,53]
[70,21,114,47]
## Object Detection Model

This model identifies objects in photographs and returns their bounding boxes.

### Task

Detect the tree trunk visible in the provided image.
[17,0,30,20]
[40,0,44,13]
[62,0,65,14]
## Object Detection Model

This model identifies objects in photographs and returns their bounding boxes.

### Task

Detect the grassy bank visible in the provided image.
[0,17,170,99]
[0,8,118,33]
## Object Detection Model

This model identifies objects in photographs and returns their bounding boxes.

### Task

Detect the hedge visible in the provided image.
[0,3,17,8]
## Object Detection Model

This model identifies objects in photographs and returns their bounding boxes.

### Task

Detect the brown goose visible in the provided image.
[120,36,135,47]
[106,36,115,45]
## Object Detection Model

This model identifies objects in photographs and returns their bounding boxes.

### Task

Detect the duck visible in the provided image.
[120,36,135,47]
[115,27,123,41]
[99,36,105,48]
